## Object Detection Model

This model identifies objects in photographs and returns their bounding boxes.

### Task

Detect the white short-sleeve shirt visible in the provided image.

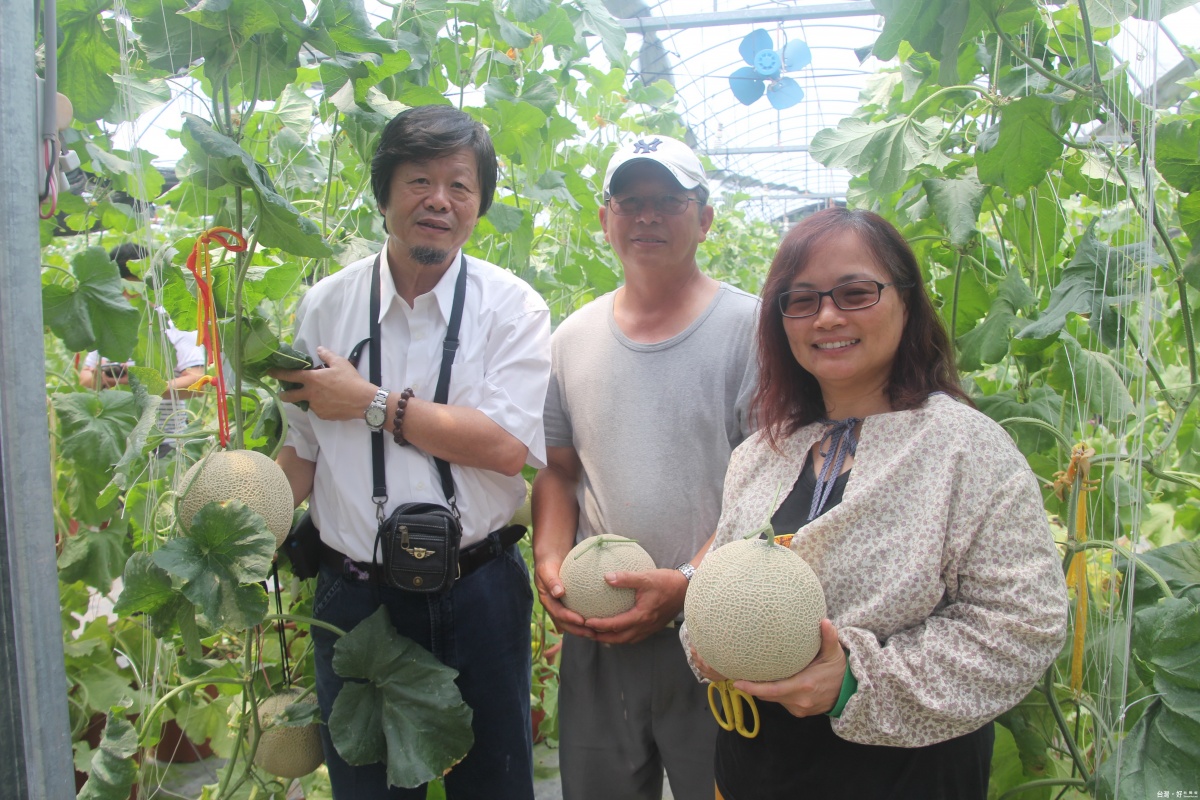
[284,248,551,558]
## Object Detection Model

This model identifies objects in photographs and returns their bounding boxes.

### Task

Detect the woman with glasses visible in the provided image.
[681,208,1067,800]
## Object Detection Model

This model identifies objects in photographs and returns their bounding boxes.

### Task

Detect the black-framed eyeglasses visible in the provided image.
[777,280,902,319]
[606,194,697,216]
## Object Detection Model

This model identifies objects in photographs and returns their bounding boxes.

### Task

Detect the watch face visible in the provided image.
[365,405,387,429]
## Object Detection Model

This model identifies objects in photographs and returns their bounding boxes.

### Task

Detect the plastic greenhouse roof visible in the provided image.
[606,0,1200,223]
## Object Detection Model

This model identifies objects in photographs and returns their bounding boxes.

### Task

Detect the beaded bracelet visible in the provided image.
[392,388,416,446]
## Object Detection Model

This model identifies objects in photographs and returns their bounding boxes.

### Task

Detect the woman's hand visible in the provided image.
[735,619,846,718]
[690,645,727,684]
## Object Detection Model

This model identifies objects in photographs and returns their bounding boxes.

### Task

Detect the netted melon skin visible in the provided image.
[179,450,294,547]
[685,538,826,682]
[254,689,324,779]
[559,535,656,620]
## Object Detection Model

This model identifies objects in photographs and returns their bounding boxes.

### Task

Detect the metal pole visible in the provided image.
[617,1,877,34]
[0,0,75,796]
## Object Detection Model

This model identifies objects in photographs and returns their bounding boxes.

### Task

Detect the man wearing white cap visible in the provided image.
[532,136,758,799]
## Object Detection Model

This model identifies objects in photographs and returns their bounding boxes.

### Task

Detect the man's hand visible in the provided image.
[534,558,595,639]
[271,346,376,421]
[584,568,689,645]
[733,619,846,718]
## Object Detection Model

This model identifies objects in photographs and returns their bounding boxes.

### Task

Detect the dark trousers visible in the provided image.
[311,544,535,800]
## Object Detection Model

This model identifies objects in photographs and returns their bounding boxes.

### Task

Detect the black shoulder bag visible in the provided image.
[371,253,468,593]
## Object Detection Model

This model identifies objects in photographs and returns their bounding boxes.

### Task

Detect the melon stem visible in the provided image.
[574,534,641,559]
[742,482,785,543]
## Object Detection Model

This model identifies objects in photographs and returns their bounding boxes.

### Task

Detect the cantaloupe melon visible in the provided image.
[253,688,324,779]
[559,535,655,620]
[684,537,826,682]
[178,450,294,547]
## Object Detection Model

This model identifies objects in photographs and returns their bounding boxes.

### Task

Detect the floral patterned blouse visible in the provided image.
[681,392,1069,748]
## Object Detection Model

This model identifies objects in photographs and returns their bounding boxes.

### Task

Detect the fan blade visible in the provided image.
[782,39,812,72]
[739,29,774,66]
[768,77,804,110]
[729,67,766,105]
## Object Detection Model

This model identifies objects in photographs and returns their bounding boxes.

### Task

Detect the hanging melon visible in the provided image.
[253,688,324,779]
[559,535,655,619]
[178,449,294,547]
[685,536,826,682]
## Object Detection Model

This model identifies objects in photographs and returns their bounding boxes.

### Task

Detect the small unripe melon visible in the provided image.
[254,688,324,779]
[685,537,826,682]
[179,450,294,547]
[559,535,655,619]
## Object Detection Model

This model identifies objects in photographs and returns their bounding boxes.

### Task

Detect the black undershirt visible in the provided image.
[714,453,994,800]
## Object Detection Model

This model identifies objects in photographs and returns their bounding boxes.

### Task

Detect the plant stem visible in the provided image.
[1074,540,1175,599]
[987,13,1091,96]
[997,778,1089,800]
[1041,668,1092,782]
[262,613,348,638]
[1125,328,1172,406]
[230,231,261,449]
[1151,385,1200,461]
[138,676,247,745]
[950,251,964,342]
[321,111,340,238]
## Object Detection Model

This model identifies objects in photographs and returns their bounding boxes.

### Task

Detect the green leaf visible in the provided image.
[976,96,1065,195]
[509,0,550,23]
[1134,597,1200,690]
[320,50,413,105]
[999,186,1067,268]
[923,172,984,246]
[181,114,332,258]
[1097,594,1200,798]
[98,378,163,505]
[1134,0,1200,20]
[1121,541,1200,607]
[113,552,180,616]
[58,528,133,592]
[1049,333,1136,423]
[1179,193,1200,259]
[57,2,119,122]
[78,712,139,800]
[51,390,141,473]
[329,607,474,788]
[482,100,548,165]
[494,8,533,48]
[975,387,1063,456]
[1156,117,1200,193]
[524,170,579,208]
[316,0,400,54]
[574,0,626,64]
[105,75,172,124]
[957,269,1033,370]
[1017,224,1142,346]
[42,247,141,360]
[810,116,949,194]
[152,501,275,630]
[485,201,526,234]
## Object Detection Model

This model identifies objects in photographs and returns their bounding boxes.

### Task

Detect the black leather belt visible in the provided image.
[320,524,528,585]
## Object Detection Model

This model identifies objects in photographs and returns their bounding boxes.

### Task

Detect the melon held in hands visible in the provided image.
[254,688,324,779]
[559,535,656,619]
[685,536,826,682]
[178,449,294,547]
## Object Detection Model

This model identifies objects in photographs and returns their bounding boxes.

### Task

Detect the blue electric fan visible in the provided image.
[728,28,812,110]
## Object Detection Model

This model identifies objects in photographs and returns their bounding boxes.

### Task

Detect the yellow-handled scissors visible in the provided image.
[708,679,759,738]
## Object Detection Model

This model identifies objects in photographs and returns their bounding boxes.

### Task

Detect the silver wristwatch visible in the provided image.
[364,388,390,432]
[675,562,696,581]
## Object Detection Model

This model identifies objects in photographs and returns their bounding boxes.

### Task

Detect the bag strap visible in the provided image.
[367,252,468,519]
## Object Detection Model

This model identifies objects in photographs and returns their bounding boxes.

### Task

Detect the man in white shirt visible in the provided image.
[272,106,551,799]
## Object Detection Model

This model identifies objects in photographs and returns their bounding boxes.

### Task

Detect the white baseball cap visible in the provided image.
[602,135,709,197]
